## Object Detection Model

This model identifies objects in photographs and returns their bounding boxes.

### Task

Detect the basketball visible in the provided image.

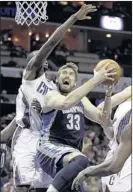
[94,59,121,85]
[0,2,131,192]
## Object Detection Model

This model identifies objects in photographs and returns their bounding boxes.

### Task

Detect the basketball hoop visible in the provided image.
[15,1,48,26]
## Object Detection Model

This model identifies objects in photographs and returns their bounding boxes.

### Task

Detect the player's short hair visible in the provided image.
[57,62,78,80]
[27,50,38,62]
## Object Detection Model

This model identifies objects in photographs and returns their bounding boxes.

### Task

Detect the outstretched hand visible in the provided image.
[74,4,97,20]
[71,171,87,191]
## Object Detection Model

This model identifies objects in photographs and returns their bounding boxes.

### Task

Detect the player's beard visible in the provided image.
[58,83,72,94]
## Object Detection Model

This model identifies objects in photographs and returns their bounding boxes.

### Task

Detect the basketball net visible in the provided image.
[15,1,48,26]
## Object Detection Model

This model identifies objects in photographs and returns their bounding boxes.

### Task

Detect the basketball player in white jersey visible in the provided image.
[72,86,131,192]
[1,4,98,191]
[98,85,131,192]
[108,97,131,192]
[12,64,55,192]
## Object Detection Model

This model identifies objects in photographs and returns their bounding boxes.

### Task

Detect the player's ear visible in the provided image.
[56,78,58,84]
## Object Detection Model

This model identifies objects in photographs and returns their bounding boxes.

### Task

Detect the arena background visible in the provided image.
[0,1,132,191]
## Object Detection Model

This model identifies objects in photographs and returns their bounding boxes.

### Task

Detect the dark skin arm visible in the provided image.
[0,117,16,143]
[23,4,97,80]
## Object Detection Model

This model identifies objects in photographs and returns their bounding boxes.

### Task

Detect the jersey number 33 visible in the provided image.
[66,114,80,130]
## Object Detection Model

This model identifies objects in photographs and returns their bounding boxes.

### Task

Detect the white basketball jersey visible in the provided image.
[16,73,56,129]
[21,73,56,107]
[13,72,55,187]
[113,100,131,142]
[113,100,131,179]
[101,100,131,192]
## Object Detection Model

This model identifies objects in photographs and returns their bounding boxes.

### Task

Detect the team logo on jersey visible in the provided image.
[37,81,49,95]
[62,106,83,114]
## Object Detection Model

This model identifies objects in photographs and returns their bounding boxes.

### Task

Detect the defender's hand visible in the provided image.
[104,85,114,91]
[104,84,114,97]
[74,4,97,20]
[31,99,41,113]
[71,171,87,191]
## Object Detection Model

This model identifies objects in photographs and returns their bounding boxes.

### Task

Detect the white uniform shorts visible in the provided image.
[12,127,53,188]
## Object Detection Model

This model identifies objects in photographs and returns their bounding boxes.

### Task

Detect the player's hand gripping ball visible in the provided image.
[94,59,121,85]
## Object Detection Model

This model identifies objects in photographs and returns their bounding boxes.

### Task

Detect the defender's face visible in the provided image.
[58,68,76,93]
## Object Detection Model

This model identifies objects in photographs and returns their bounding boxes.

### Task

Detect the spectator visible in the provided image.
[0,90,9,103]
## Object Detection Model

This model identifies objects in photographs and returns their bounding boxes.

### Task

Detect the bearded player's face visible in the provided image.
[57,67,76,93]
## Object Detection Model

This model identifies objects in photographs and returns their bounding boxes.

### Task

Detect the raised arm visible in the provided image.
[0,117,16,143]
[99,85,114,139]
[98,85,131,110]
[80,92,114,139]
[24,4,97,80]
[44,67,116,111]
[97,85,131,140]
[79,85,114,139]
[72,118,131,190]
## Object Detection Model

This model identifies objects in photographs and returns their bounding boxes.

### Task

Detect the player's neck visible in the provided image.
[59,91,68,96]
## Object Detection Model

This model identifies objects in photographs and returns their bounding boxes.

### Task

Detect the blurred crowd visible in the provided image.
[92,39,131,66]
[1,38,132,78]
[82,128,109,192]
